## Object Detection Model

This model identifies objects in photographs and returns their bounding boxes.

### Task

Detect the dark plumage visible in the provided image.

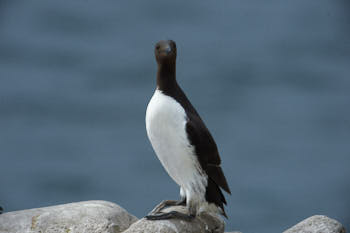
[165,80,231,216]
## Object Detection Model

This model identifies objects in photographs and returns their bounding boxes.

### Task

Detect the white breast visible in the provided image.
[145,89,207,203]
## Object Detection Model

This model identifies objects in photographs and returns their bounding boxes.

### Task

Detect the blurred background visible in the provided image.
[0,0,349,232]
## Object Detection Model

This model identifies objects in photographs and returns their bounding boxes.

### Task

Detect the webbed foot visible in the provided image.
[149,199,186,214]
[145,211,195,221]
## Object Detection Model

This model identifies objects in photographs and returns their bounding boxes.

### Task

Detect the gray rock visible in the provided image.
[123,205,225,233]
[0,200,138,233]
[284,215,346,233]
[1,200,345,233]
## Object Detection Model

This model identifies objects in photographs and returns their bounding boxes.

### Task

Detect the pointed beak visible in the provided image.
[164,45,171,54]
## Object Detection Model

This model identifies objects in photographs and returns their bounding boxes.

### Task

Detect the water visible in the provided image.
[0,1,349,232]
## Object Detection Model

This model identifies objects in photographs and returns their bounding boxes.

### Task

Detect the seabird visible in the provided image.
[145,40,231,220]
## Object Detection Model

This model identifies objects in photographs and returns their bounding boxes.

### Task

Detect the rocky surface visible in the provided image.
[0,200,138,233]
[284,215,346,233]
[0,201,346,233]
[124,205,225,233]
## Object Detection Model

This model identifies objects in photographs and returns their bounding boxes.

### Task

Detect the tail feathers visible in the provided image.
[205,177,228,218]
[207,164,231,194]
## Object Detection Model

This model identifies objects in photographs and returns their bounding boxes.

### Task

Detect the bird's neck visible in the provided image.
[156,62,177,92]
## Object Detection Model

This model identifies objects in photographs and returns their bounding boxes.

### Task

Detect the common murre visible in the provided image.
[145,40,231,221]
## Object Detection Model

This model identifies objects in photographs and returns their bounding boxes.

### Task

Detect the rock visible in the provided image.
[284,215,346,233]
[0,200,138,233]
[1,200,345,233]
[123,205,225,233]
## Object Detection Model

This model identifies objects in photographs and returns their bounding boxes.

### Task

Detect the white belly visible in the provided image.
[145,90,207,201]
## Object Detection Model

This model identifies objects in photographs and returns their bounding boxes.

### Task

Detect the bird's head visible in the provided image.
[155,40,177,65]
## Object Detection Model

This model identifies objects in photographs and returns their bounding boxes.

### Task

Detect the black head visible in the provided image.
[155,40,177,64]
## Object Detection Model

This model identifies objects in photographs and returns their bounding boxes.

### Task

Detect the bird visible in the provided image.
[145,40,231,221]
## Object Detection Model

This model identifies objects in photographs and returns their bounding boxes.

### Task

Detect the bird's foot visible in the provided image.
[145,211,195,221]
[149,199,186,214]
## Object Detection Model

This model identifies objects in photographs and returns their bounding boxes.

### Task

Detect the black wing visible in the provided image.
[185,113,231,194]
[162,83,231,214]
[186,114,231,217]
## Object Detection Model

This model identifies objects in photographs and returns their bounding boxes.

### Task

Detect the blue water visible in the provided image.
[0,1,349,232]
